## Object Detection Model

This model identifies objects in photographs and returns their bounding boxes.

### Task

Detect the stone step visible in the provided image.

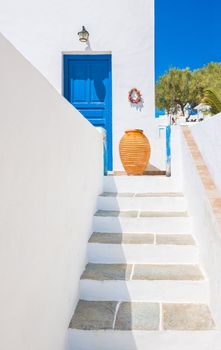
[97,193,187,211]
[103,176,182,194]
[90,233,196,245]
[95,210,188,217]
[80,264,209,302]
[82,263,204,281]
[70,300,215,331]
[69,301,217,350]
[88,233,198,264]
[101,192,184,197]
[93,215,191,234]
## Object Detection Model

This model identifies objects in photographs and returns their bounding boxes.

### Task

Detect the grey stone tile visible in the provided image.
[69,300,117,330]
[101,192,135,197]
[135,192,184,197]
[89,233,154,244]
[163,303,215,330]
[81,263,133,280]
[115,302,160,330]
[156,234,196,246]
[140,211,188,217]
[95,210,138,217]
[132,264,204,280]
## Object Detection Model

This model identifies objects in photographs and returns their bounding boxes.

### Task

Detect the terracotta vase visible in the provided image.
[119,129,151,175]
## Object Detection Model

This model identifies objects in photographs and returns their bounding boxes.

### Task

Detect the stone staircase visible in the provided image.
[68,177,220,350]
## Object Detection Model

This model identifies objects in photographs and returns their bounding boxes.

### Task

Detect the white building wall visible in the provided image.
[179,127,221,329]
[154,121,221,328]
[0,33,102,350]
[0,0,163,170]
[190,114,221,196]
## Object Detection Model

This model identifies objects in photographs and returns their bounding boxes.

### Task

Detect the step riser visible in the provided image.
[97,197,187,212]
[93,217,191,234]
[103,177,182,193]
[68,330,221,350]
[80,280,209,303]
[88,244,198,264]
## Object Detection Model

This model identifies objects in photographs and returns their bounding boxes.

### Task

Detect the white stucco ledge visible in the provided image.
[181,125,221,329]
[182,126,221,234]
[189,114,221,196]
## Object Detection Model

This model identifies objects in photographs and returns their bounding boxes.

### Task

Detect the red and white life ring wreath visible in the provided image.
[128,88,142,104]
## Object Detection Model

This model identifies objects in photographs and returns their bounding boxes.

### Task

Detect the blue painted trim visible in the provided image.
[166,125,171,177]
[63,54,113,171]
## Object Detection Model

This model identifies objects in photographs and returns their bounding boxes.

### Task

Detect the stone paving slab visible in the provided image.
[69,300,117,330]
[156,234,196,245]
[163,303,215,330]
[140,211,188,217]
[89,233,155,244]
[115,302,160,330]
[70,301,214,331]
[95,210,138,217]
[81,264,204,281]
[100,192,184,198]
[89,232,195,246]
[135,192,184,197]
[95,210,188,218]
[132,264,204,281]
[81,263,133,280]
[101,192,135,197]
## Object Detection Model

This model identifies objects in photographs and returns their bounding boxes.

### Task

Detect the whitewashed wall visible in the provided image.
[0,0,162,170]
[190,114,221,196]
[178,125,221,330]
[0,33,102,350]
[170,126,183,191]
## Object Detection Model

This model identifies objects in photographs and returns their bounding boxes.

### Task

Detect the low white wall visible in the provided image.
[0,34,102,350]
[180,127,221,329]
[170,126,183,191]
[190,114,221,196]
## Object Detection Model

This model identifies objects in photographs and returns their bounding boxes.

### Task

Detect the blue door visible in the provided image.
[63,54,112,171]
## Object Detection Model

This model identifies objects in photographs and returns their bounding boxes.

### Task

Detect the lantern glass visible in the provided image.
[78,26,89,42]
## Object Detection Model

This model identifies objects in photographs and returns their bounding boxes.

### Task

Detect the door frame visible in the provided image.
[62,52,113,171]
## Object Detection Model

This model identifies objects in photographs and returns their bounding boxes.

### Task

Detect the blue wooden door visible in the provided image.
[63,54,112,171]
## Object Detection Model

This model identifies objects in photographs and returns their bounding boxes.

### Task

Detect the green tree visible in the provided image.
[156,68,196,115]
[192,62,221,103]
[156,62,221,115]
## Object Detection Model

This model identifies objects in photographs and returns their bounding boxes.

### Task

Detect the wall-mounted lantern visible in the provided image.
[78,26,89,42]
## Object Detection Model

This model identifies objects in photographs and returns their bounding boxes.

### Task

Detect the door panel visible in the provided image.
[63,55,112,170]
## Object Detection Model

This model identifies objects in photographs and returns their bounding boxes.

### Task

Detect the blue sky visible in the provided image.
[155,0,221,81]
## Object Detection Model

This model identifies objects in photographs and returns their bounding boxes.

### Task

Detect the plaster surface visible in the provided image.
[180,125,221,329]
[0,33,102,350]
[0,0,162,170]
[190,114,221,196]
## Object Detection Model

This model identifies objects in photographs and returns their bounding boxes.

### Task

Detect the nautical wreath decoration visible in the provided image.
[128,88,142,104]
